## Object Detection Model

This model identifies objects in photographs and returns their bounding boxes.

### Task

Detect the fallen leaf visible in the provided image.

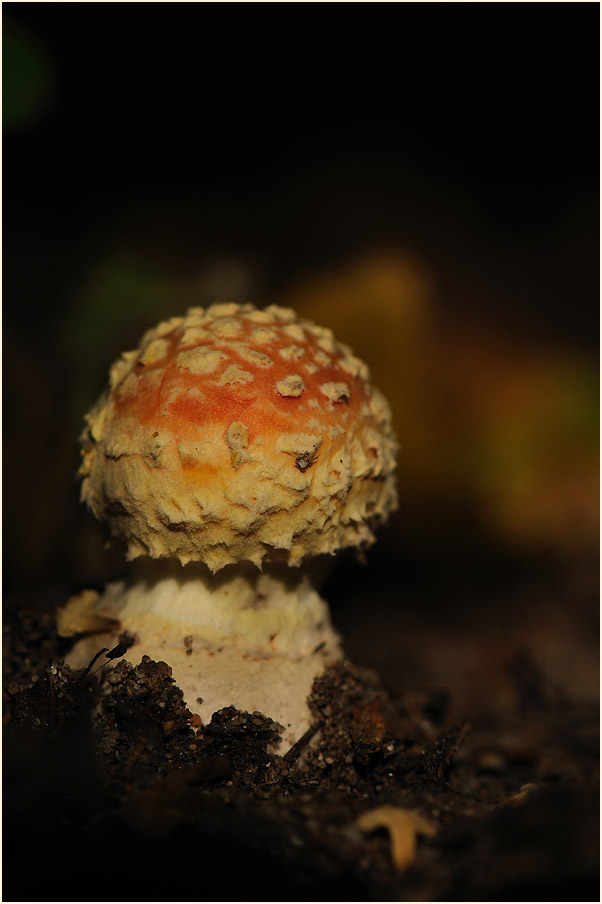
[56,589,120,637]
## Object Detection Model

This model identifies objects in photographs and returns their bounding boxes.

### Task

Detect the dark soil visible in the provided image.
[3,562,599,903]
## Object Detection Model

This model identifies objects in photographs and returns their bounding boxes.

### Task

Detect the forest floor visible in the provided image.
[3,553,599,902]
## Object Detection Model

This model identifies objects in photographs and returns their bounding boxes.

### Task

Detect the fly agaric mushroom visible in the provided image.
[67,302,397,749]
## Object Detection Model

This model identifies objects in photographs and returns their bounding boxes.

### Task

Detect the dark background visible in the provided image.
[4,2,599,714]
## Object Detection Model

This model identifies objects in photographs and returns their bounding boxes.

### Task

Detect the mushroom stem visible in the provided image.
[66,559,341,750]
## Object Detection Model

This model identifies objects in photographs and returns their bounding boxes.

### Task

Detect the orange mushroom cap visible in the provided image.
[80,303,398,571]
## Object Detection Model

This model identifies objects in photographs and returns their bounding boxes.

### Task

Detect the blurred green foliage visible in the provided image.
[62,256,193,431]
[3,18,55,130]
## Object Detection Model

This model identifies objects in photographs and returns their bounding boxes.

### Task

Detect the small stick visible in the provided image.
[76,642,129,683]
[283,722,319,765]
[90,641,129,676]
[76,648,109,684]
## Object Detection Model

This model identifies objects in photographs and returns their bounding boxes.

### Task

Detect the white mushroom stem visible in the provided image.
[65,560,341,750]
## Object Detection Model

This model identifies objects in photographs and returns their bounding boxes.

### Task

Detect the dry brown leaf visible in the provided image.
[56,589,120,637]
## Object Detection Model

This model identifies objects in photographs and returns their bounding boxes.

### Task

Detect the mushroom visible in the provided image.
[67,302,398,749]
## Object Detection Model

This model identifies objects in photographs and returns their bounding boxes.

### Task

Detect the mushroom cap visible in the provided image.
[80,303,398,571]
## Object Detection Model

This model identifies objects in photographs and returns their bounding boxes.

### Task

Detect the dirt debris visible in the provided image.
[3,594,599,902]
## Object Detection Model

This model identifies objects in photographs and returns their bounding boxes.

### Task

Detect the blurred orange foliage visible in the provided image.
[279,250,598,559]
